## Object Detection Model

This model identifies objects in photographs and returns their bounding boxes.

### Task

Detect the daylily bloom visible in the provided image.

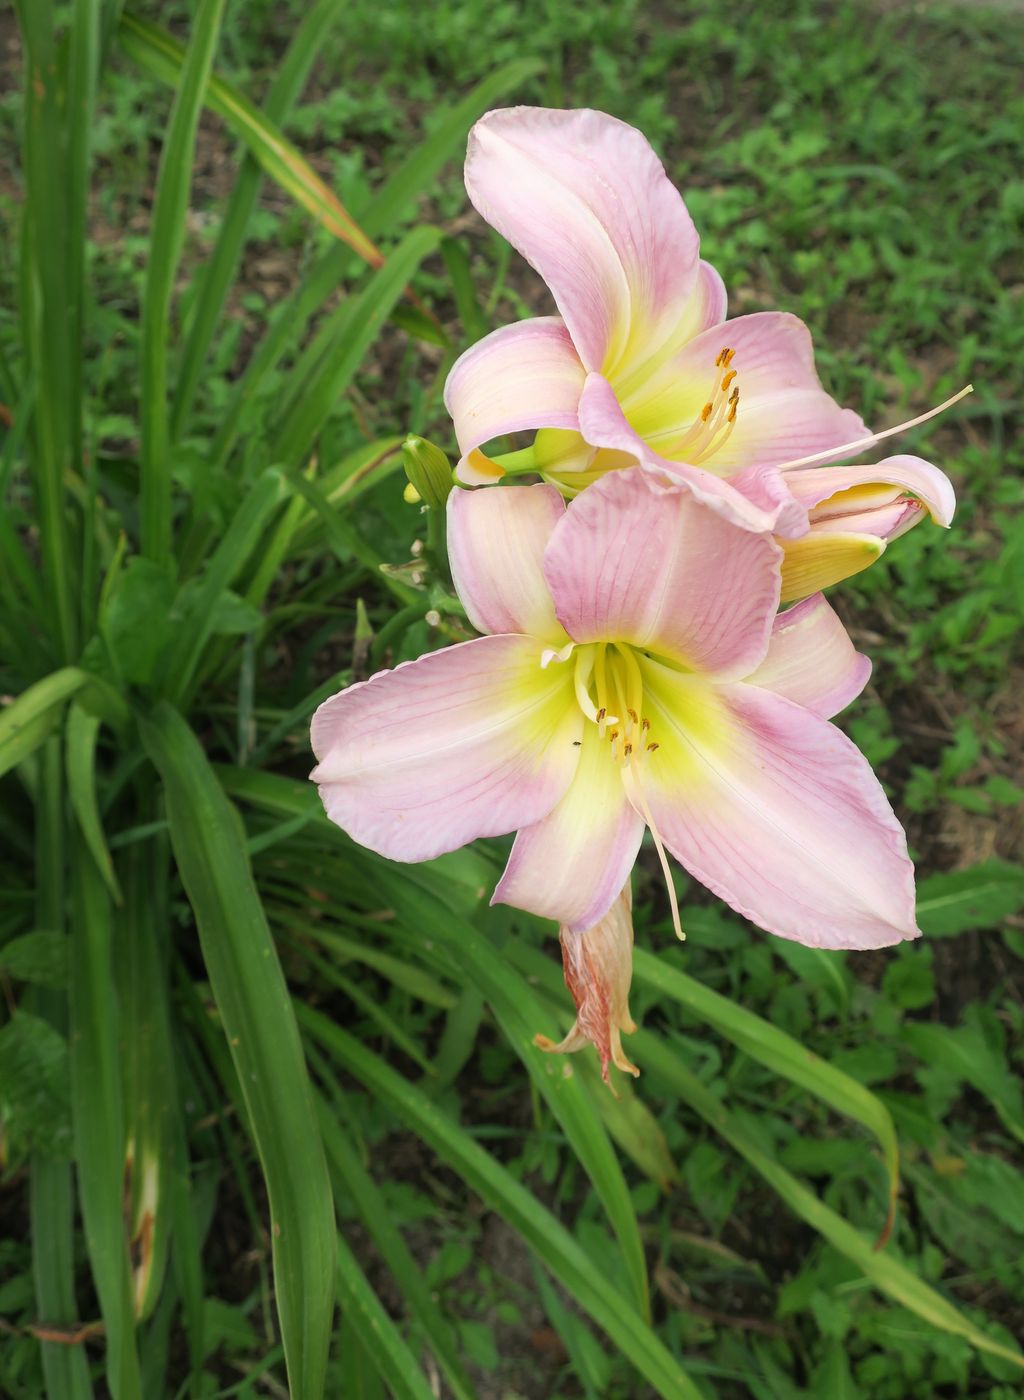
[534,885,639,1083]
[311,468,919,949]
[444,106,957,597]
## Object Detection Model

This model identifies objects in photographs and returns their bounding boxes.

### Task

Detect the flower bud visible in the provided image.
[534,885,639,1086]
[780,462,950,601]
[402,435,454,509]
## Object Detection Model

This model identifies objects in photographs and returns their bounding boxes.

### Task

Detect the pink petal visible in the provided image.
[443,317,585,475]
[639,675,919,949]
[577,372,809,537]
[746,594,871,718]
[622,311,866,474]
[466,107,701,377]
[448,483,567,641]
[543,465,781,678]
[310,635,580,862]
[493,725,644,932]
[784,454,956,527]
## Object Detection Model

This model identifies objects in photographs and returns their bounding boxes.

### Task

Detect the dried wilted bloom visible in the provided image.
[534,885,639,1084]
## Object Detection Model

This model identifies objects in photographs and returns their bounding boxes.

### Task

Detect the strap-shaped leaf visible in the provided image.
[140,703,335,1400]
[299,1006,703,1400]
[632,946,901,1245]
[0,668,87,780]
[637,1030,1024,1371]
[119,12,383,269]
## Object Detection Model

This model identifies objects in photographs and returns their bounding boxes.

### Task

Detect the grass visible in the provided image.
[0,0,1022,1397]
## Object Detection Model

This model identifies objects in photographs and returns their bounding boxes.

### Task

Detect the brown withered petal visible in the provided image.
[534,884,639,1086]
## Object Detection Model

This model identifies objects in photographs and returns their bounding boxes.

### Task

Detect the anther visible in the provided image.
[700,402,713,422]
[723,348,735,366]
[609,729,619,743]
[721,369,737,390]
[646,742,659,752]
[627,708,638,724]
[596,707,606,722]
[641,718,650,732]
[623,743,633,757]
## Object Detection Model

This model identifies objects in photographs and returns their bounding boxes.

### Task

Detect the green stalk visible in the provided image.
[138,0,227,566]
[29,741,94,1400]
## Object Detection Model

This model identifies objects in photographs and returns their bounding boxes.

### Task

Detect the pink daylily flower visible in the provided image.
[444,106,957,596]
[310,470,919,950]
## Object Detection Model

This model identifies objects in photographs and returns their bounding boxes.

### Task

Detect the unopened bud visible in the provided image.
[402,435,454,509]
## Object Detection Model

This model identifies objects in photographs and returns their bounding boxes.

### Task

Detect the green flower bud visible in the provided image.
[402,435,454,509]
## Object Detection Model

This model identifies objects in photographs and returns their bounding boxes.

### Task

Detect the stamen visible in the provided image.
[773,383,973,473]
[623,767,685,941]
[700,402,713,422]
[721,369,737,391]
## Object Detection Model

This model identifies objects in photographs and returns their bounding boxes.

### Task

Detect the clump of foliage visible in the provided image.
[0,1,1022,1397]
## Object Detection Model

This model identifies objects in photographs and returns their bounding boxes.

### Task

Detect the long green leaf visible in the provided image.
[159,468,287,704]
[65,703,122,902]
[140,703,334,1400]
[208,60,539,470]
[168,0,345,441]
[70,839,141,1398]
[0,669,88,780]
[120,12,384,271]
[300,1006,702,1400]
[316,1103,475,1400]
[637,1030,1024,1371]
[30,740,94,1400]
[335,1232,437,1400]
[384,874,650,1322]
[632,946,901,1242]
[14,2,76,658]
[138,0,227,566]
[269,226,441,467]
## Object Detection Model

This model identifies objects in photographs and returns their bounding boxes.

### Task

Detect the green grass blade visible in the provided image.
[65,702,122,903]
[168,0,345,441]
[334,1231,439,1400]
[314,1097,475,1400]
[208,62,537,470]
[364,58,543,237]
[30,739,94,1399]
[632,946,901,1242]
[269,226,441,467]
[140,703,335,1400]
[67,0,102,641]
[300,1005,703,1400]
[386,874,650,1322]
[30,1163,95,1398]
[14,2,76,659]
[636,1029,1024,1372]
[0,669,88,780]
[69,838,142,1398]
[158,467,287,704]
[137,0,227,566]
[117,845,178,1321]
[120,13,383,269]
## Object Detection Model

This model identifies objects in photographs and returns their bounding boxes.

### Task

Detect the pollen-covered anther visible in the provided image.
[673,350,742,465]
